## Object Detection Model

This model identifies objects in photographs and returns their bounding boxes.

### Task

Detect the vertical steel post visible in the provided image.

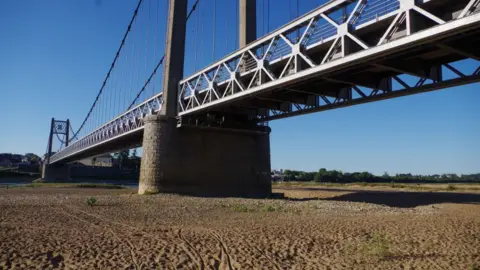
[65,119,70,147]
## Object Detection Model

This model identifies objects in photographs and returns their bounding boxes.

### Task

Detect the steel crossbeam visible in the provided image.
[256,62,480,121]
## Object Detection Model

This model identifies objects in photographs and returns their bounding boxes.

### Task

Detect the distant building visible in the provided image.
[78,154,113,167]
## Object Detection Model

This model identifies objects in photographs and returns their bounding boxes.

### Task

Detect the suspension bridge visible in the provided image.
[43,0,480,196]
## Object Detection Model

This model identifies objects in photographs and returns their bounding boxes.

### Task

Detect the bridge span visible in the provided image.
[43,0,480,197]
[178,0,480,123]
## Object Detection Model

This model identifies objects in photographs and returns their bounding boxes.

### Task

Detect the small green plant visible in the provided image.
[359,233,392,259]
[447,184,457,191]
[262,205,282,212]
[142,190,159,195]
[368,233,391,258]
[86,197,97,207]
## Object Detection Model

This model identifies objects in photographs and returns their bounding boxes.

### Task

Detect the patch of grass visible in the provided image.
[86,197,97,207]
[262,204,282,212]
[13,184,35,188]
[76,183,125,189]
[261,204,284,212]
[360,233,392,259]
[142,190,159,195]
[231,204,254,212]
[11,183,125,189]
[272,181,318,187]
[447,184,457,191]
[390,182,406,189]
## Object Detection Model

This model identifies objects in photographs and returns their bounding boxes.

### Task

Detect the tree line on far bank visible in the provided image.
[278,169,480,183]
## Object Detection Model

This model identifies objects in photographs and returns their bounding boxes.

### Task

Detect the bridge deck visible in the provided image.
[49,93,162,164]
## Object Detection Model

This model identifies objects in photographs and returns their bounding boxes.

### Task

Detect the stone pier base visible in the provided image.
[41,163,70,182]
[138,115,272,197]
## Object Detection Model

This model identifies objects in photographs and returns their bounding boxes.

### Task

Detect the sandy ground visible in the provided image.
[0,186,479,269]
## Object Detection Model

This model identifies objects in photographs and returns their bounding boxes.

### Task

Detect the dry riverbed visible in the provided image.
[0,185,479,269]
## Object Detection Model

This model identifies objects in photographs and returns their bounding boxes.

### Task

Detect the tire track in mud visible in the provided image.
[252,245,283,270]
[64,204,203,269]
[210,231,233,270]
[108,228,142,270]
[64,205,145,234]
[177,229,205,270]
[49,205,141,269]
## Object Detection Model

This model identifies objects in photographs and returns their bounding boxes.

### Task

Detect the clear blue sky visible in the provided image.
[1,0,479,175]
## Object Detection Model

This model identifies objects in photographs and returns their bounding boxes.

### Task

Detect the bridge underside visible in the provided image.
[54,129,143,164]
[205,30,480,122]
[179,0,480,125]
[182,35,480,125]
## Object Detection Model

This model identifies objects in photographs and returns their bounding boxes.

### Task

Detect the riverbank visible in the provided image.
[0,171,38,181]
[0,177,138,188]
[1,185,479,269]
[274,181,480,192]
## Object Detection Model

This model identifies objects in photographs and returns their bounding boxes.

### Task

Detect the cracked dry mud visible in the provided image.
[0,186,479,269]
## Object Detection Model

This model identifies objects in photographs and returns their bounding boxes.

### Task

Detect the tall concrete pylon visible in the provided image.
[160,0,188,117]
[240,0,257,48]
[139,0,188,195]
[139,0,272,197]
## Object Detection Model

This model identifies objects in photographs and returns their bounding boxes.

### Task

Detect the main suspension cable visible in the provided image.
[152,0,160,97]
[127,55,165,110]
[212,0,216,61]
[70,0,144,142]
[127,0,201,109]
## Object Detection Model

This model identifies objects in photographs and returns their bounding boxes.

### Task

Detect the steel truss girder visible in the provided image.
[178,0,480,116]
[255,62,480,121]
[49,93,163,164]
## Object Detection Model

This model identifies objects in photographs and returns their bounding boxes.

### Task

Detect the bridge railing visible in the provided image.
[178,0,403,115]
[50,93,163,164]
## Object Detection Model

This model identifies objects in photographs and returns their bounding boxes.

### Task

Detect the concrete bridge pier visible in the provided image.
[138,115,272,197]
[137,0,270,197]
[41,163,70,182]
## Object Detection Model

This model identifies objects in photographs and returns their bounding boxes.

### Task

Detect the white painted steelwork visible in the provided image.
[178,0,480,117]
[50,93,163,164]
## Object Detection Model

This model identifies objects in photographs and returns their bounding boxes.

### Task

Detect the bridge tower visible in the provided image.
[138,0,272,197]
[41,118,71,181]
[239,0,257,48]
